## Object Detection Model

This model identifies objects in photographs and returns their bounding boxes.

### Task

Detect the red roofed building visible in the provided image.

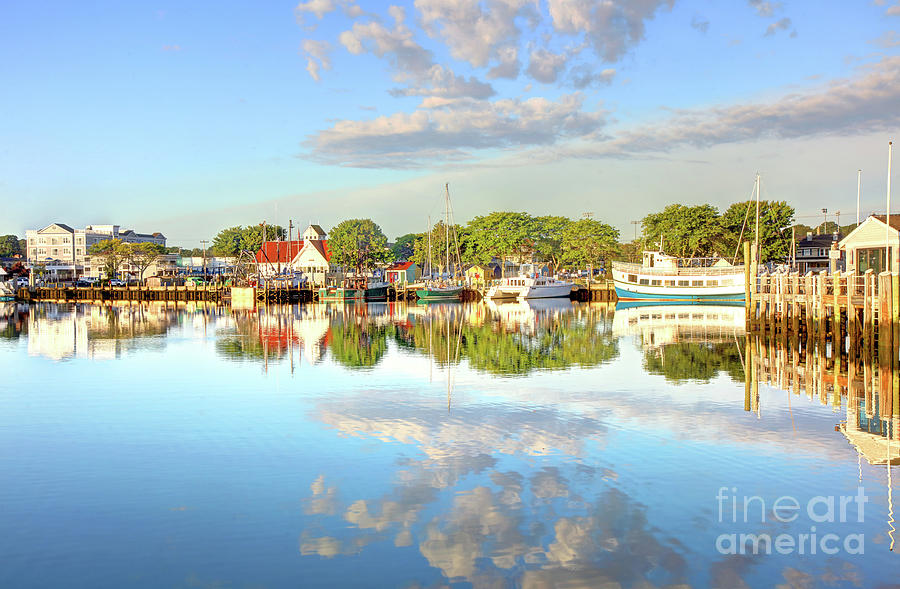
[255,225,334,284]
[385,261,419,284]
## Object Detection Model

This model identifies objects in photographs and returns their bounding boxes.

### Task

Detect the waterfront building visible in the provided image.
[838,214,900,274]
[794,231,842,273]
[25,223,166,279]
[253,225,334,284]
[385,261,418,285]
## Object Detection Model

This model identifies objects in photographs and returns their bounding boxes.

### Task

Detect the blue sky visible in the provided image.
[2,1,900,246]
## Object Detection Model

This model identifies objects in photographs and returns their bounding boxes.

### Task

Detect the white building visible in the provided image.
[838,215,900,274]
[25,223,166,279]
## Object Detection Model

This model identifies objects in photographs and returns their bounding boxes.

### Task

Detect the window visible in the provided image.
[707,280,718,287]
[665,280,676,286]
[651,280,662,286]
[639,279,649,285]
[692,280,703,287]
[628,274,637,282]
[678,280,689,286]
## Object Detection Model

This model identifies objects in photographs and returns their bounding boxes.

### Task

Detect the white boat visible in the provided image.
[0,267,15,301]
[611,251,746,302]
[486,265,574,300]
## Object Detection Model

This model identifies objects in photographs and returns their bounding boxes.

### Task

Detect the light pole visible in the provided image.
[821,208,827,235]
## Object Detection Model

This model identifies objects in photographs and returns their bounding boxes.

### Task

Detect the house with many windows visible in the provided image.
[794,232,842,274]
[25,223,166,280]
[839,215,900,274]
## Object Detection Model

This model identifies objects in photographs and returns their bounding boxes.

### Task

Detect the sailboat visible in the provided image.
[417,184,463,302]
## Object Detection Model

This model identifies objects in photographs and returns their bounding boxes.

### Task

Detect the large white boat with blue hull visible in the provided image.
[612,251,746,302]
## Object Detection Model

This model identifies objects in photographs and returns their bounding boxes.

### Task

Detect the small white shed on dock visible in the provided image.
[838,215,900,274]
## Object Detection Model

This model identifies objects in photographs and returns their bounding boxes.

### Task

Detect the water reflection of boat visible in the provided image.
[612,303,745,346]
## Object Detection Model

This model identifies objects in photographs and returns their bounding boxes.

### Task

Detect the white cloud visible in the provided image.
[526,48,568,83]
[295,0,337,22]
[691,15,710,34]
[748,0,781,17]
[546,0,674,63]
[563,56,900,159]
[414,0,536,68]
[389,65,495,99]
[870,30,900,48]
[487,46,521,80]
[764,17,792,36]
[569,65,615,88]
[302,39,332,82]
[338,7,435,81]
[303,93,604,167]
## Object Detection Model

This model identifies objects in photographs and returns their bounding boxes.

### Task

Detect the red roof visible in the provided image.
[387,261,414,271]
[254,239,331,264]
[255,241,303,264]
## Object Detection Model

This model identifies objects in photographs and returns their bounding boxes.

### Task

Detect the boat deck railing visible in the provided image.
[612,261,745,277]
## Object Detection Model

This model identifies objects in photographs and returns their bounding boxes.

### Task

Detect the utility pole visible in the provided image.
[887,141,893,271]
[821,209,827,235]
[835,211,841,236]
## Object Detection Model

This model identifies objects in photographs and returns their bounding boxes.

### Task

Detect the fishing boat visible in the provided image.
[0,267,14,301]
[416,184,463,303]
[364,280,390,301]
[611,251,745,302]
[318,277,366,302]
[486,264,573,299]
[416,283,464,302]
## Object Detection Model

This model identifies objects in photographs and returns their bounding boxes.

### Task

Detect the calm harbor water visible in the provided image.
[1,300,897,588]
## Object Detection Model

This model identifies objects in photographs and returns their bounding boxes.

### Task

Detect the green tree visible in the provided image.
[641,204,721,258]
[531,215,571,272]
[127,242,166,284]
[465,211,534,270]
[89,239,130,279]
[719,200,794,263]
[561,219,619,271]
[328,219,392,273]
[0,235,21,257]
[391,233,418,261]
[211,226,245,256]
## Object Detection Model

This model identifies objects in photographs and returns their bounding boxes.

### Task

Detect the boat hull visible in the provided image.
[416,286,462,302]
[520,283,574,299]
[318,287,364,301]
[365,284,389,301]
[613,283,744,302]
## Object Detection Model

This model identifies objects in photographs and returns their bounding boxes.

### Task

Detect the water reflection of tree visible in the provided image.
[642,340,745,383]
[393,313,619,376]
[329,319,388,368]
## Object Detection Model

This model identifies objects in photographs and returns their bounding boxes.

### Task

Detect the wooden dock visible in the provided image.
[748,269,900,345]
[19,284,230,303]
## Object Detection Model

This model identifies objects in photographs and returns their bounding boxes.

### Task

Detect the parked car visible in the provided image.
[109,279,126,287]
[15,277,29,287]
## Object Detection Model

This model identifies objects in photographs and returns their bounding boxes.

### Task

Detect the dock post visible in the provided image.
[744,241,751,328]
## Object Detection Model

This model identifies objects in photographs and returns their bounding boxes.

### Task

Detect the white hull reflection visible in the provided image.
[612,304,745,346]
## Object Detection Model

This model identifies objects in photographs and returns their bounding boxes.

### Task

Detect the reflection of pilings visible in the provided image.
[749,329,899,427]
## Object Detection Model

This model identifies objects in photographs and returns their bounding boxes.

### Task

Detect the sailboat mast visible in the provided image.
[445,183,450,281]
[427,215,432,279]
[857,169,862,227]
[754,173,760,257]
